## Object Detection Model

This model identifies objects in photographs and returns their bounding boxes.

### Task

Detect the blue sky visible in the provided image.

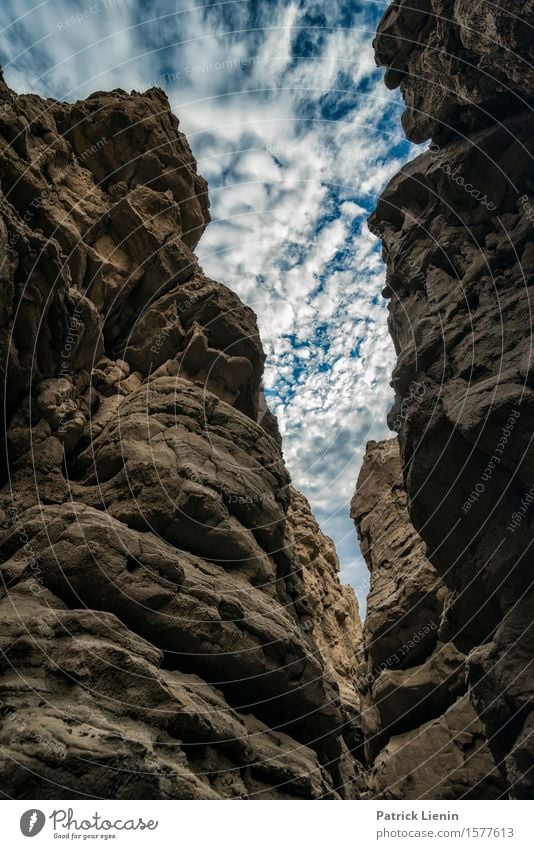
[0,0,419,605]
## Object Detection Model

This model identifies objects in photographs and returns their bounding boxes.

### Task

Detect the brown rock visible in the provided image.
[288,487,364,779]
[368,1,534,796]
[352,440,446,671]
[352,439,504,796]
[368,696,505,800]
[0,582,336,799]
[374,0,534,143]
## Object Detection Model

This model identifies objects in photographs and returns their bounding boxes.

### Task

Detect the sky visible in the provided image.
[0,0,419,606]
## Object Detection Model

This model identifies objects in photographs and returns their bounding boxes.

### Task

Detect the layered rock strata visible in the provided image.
[363,0,534,797]
[0,71,362,799]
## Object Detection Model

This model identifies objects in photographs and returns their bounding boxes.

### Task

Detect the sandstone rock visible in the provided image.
[287,487,364,770]
[0,582,337,799]
[0,501,340,743]
[353,439,504,796]
[289,488,362,711]
[375,0,534,143]
[352,440,446,672]
[368,696,505,800]
[369,1,534,796]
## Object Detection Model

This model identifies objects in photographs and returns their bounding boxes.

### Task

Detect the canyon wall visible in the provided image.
[0,71,363,799]
[352,440,504,798]
[354,0,534,798]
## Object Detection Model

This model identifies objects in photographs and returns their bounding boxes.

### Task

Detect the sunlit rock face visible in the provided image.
[0,70,363,799]
[365,0,534,797]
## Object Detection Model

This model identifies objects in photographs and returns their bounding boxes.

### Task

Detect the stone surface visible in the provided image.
[374,0,534,143]
[0,72,361,799]
[3,0,533,800]
[352,440,446,673]
[288,487,364,767]
[352,439,505,796]
[368,696,505,800]
[0,582,336,800]
[368,1,534,797]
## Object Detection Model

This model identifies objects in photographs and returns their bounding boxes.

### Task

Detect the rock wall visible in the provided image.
[0,71,362,799]
[287,487,363,764]
[360,0,534,798]
[352,440,504,799]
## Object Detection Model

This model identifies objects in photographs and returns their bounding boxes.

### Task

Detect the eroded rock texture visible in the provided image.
[352,440,504,799]
[0,71,362,799]
[366,0,534,797]
[288,488,364,767]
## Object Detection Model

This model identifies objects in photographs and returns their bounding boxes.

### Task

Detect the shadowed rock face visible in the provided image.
[374,0,534,144]
[287,487,364,768]
[352,440,505,799]
[0,71,362,799]
[365,1,534,797]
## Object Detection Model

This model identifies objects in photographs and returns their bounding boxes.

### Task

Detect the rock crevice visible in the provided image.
[2,0,533,800]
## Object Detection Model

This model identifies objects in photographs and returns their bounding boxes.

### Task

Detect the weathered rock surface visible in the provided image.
[352,439,504,798]
[368,695,505,800]
[352,441,446,675]
[0,582,335,800]
[375,0,534,143]
[288,487,364,770]
[4,0,532,800]
[366,1,534,797]
[0,71,362,799]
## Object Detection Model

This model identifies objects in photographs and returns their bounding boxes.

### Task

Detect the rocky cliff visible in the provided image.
[0,71,363,799]
[353,0,534,798]
[352,440,504,799]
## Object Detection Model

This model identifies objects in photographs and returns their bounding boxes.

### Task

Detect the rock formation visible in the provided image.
[0,71,362,799]
[287,487,363,764]
[352,440,504,798]
[354,0,534,798]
